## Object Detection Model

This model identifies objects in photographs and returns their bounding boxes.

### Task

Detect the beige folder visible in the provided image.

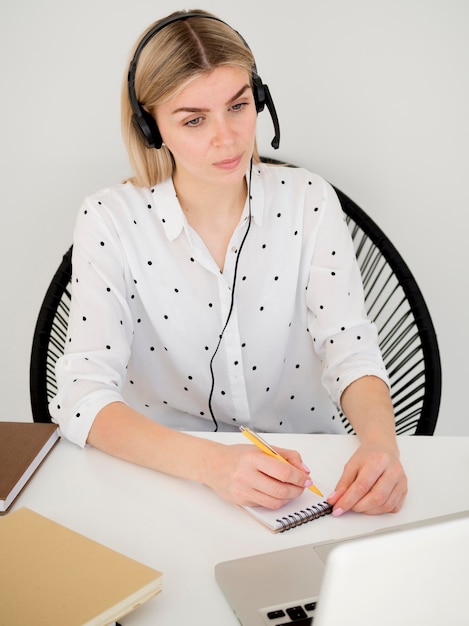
[0,507,162,625]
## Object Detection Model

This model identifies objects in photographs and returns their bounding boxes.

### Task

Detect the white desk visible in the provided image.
[11,434,469,625]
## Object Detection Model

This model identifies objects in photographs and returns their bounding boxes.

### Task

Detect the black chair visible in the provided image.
[334,185,441,435]
[30,247,72,424]
[30,168,441,434]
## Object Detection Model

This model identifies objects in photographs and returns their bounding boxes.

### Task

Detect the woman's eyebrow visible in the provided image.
[226,84,251,104]
[171,84,251,115]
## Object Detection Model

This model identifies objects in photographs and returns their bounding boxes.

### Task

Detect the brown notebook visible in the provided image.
[0,421,60,513]
[0,507,163,625]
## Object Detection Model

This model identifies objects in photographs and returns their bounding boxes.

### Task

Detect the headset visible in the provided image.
[127,11,280,150]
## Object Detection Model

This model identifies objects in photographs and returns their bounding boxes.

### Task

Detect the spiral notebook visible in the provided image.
[242,490,332,533]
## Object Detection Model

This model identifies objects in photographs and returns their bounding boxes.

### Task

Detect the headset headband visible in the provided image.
[127,12,280,150]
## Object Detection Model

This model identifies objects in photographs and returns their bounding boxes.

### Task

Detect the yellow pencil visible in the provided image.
[240,426,323,497]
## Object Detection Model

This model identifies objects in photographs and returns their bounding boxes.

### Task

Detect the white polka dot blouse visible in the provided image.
[51,163,388,446]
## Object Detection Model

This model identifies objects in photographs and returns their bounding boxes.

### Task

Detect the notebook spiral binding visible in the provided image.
[276,502,333,532]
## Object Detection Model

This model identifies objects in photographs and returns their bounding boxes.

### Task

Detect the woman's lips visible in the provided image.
[213,154,243,170]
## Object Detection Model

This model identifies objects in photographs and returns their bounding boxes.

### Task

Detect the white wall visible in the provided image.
[1,0,467,433]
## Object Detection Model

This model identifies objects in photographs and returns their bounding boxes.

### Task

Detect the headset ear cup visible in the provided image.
[252,73,266,113]
[132,108,163,149]
[252,75,281,149]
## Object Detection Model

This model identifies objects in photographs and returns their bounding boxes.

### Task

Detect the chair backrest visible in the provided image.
[334,186,441,435]
[30,169,441,434]
[30,247,72,423]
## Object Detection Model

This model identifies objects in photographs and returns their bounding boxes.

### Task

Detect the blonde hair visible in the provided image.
[121,10,260,187]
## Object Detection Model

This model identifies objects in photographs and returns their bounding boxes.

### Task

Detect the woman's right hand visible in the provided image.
[88,406,311,510]
[203,443,313,509]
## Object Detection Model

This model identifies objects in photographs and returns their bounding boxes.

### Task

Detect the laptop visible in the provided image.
[215,510,469,626]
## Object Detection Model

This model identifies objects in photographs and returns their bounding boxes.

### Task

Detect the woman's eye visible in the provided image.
[231,102,248,112]
[185,117,203,127]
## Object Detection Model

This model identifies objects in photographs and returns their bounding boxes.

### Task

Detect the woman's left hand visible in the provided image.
[327,442,408,516]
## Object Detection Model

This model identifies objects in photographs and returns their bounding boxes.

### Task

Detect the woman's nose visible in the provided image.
[212,117,235,146]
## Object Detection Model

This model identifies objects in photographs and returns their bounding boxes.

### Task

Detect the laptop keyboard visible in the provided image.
[262,599,317,624]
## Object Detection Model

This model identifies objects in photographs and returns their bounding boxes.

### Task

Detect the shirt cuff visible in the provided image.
[52,389,125,448]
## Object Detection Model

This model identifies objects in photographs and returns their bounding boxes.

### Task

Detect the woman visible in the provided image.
[52,9,407,515]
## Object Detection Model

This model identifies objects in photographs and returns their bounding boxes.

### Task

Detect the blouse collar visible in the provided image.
[152,164,265,243]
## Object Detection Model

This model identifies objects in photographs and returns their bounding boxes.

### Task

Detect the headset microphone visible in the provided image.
[261,84,280,149]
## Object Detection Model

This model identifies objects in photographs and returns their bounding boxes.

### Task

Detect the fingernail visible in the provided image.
[332,507,344,517]
[302,463,311,474]
[304,479,313,488]
[327,491,336,501]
